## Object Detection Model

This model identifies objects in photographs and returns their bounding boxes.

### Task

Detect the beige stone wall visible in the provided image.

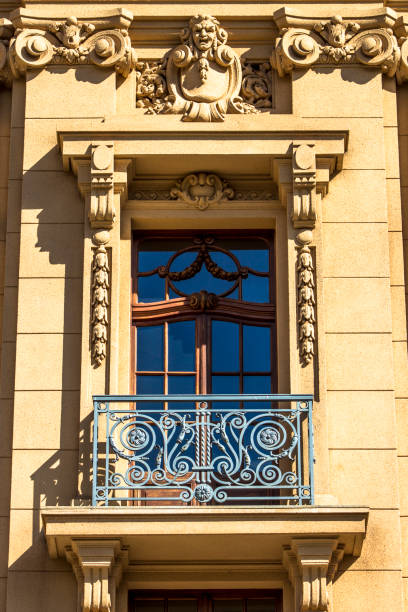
[0,85,11,612]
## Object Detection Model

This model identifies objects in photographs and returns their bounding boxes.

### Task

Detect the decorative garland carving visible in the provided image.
[271,15,400,77]
[8,15,137,78]
[170,172,234,210]
[135,15,257,121]
[92,241,110,366]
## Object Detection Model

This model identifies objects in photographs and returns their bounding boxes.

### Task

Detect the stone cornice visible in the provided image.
[0,8,408,88]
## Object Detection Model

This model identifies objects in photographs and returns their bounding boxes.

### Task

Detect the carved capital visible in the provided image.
[283,538,344,612]
[271,9,400,77]
[66,540,128,612]
[8,9,136,78]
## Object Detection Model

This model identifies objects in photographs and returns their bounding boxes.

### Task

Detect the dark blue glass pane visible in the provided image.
[138,250,173,273]
[168,375,196,412]
[242,274,269,303]
[136,375,164,410]
[168,320,195,371]
[243,375,271,411]
[231,248,269,272]
[244,375,271,393]
[137,275,165,303]
[243,325,271,372]
[212,320,239,372]
[168,375,195,394]
[212,375,240,410]
[137,326,164,371]
[137,375,164,393]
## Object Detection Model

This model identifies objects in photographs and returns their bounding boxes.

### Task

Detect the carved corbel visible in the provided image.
[8,10,136,78]
[283,539,344,612]
[271,10,400,77]
[65,540,128,612]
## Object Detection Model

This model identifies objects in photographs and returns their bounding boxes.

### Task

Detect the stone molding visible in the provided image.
[283,538,344,612]
[65,539,128,612]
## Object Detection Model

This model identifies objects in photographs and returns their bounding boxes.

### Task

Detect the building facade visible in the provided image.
[0,0,407,610]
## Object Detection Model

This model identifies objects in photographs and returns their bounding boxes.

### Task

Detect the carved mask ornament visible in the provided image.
[165,14,254,121]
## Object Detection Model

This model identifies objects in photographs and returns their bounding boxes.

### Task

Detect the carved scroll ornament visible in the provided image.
[136,15,257,121]
[271,15,400,77]
[170,172,234,210]
[8,15,137,77]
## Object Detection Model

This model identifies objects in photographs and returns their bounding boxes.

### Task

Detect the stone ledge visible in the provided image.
[42,505,369,562]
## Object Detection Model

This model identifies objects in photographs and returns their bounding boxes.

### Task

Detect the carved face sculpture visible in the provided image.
[191,17,218,51]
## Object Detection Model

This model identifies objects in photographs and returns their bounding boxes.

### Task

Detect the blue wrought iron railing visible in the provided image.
[92,394,314,506]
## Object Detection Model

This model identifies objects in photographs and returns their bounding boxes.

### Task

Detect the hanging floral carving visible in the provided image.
[297,245,315,365]
[91,245,110,366]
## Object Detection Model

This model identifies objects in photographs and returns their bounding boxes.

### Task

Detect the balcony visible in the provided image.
[92,394,314,507]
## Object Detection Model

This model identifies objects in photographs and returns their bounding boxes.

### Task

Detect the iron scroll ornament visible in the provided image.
[105,402,302,505]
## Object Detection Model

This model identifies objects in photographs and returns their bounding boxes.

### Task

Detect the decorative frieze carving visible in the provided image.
[135,15,258,121]
[271,13,400,77]
[240,61,273,109]
[135,59,168,112]
[8,12,137,77]
[283,539,344,612]
[66,540,128,612]
[170,172,234,210]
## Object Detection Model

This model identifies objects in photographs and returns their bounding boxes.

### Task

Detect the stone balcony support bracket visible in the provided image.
[65,539,129,612]
[283,538,344,612]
